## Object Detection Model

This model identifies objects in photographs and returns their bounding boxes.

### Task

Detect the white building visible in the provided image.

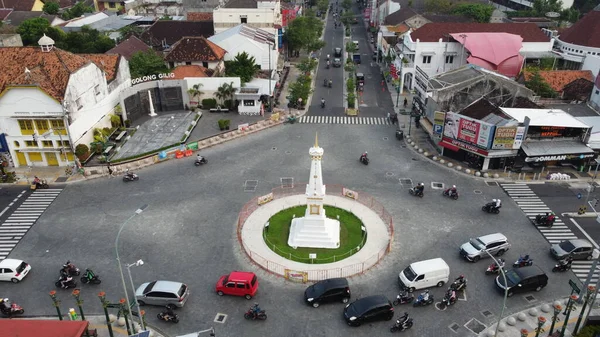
[397,22,553,93]
[208,24,278,70]
[164,36,227,75]
[552,5,600,69]
[213,0,282,49]
[0,35,131,167]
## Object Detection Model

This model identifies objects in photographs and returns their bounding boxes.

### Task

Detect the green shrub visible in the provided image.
[75,144,89,157]
[347,92,356,108]
[218,119,226,130]
[575,325,600,337]
[202,98,217,109]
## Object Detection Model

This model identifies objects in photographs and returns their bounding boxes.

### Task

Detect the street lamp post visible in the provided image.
[484,250,508,337]
[267,41,275,113]
[126,259,146,331]
[115,204,148,332]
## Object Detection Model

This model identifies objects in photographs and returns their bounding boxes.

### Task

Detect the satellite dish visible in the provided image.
[545,12,560,18]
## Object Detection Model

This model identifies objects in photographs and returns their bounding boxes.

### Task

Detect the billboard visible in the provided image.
[433,111,445,136]
[491,126,518,150]
[443,112,495,149]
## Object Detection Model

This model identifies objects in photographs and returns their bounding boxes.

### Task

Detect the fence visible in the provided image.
[237,184,394,282]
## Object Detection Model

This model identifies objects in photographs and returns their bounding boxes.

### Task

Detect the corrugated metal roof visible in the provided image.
[522,141,594,157]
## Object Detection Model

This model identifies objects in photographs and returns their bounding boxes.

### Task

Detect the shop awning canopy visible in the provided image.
[522,141,594,157]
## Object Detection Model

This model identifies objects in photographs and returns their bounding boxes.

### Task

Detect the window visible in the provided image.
[422,56,431,64]
[25,140,37,147]
[51,120,67,135]
[243,100,255,106]
[415,274,424,281]
[202,61,208,68]
[76,98,83,110]
[61,141,70,148]
[18,119,34,135]
[42,141,53,147]
[108,2,115,8]
[445,55,454,64]
[35,120,49,133]
[226,282,235,288]
[240,17,247,23]
[13,141,20,148]
[236,283,246,289]
[94,85,101,96]
[185,62,192,65]
[29,152,42,162]
[596,90,599,95]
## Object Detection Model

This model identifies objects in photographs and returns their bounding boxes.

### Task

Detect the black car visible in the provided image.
[334,47,342,57]
[343,295,394,327]
[304,278,350,308]
[495,266,548,297]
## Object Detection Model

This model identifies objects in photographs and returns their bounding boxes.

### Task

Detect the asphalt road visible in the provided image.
[0,186,28,223]
[2,123,577,337]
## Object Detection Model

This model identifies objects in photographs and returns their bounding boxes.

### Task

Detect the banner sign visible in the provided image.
[343,188,358,200]
[284,269,308,283]
[513,127,526,149]
[433,111,445,136]
[491,126,518,150]
[441,136,489,156]
[130,72,175,85]
[258,192,274,205]
[443,112,494,149]
[525,153,595,163]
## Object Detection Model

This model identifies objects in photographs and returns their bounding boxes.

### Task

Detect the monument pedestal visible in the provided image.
[288,216,340,249]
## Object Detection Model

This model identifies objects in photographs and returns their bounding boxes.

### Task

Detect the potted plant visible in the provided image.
[218,119,226,131]
[224,120,231,130]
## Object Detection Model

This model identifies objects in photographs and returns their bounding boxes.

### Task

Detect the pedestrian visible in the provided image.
[403,97,408,108]
[392,114,398,125]
[387,112,390,122]
[107,163,113,178]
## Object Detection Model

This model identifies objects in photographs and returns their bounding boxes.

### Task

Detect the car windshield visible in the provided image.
[312,282,325,295]
[469,238,485,250]
[222,276,229,285]
[559,241,576,252]
[505,270,521,285]
[143,281,156,294]
[403,266,417,281]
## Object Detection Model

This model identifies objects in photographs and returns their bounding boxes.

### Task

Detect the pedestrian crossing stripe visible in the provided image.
[0,189,63,260]
[501,183,600,284]
[298,116,392,125]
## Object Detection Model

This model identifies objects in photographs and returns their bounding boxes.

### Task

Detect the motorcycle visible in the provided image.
[485,259,505,275]
[33,180,49,189]
[390,313,413,332]
[157,308,179,323]
[55,276,77,289]
[535,213,555,227]
[195,156,208,166]
[80,269,101,284]
[323,79,328,87]
[412,291,434,307]
[244,307,267,320]
[408,187,424,198]
[442,189,459,200]
[513,255,533,268]
[440,289,457,308]
[123,172,139,182]
[393,291,414,305]
[328,80,332,88]
[450,277,467,292]
[552,259,573,272]
[360,156,369,165]
[326,63,330,69]
[482,202,500,214]
[0,299,24,317]
[60,260,80,277]
[321,100,326,108]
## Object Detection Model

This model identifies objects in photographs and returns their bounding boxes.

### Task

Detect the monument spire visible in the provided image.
[314,133,318,148]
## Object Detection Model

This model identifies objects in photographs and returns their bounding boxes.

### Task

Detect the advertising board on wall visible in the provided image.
[441,137,489,156]
[443,112,495,149]
[491,126,518,150]
[433,111,445,136]
[513,127,526,149]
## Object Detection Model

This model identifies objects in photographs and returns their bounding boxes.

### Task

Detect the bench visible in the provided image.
[85,329,98,337]
[103,145,114,156]
[209,107,229,113]
[115,131,127,142]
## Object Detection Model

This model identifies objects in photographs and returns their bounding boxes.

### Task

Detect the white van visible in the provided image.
[398,258,450,291]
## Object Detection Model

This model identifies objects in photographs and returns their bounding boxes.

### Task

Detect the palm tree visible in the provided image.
[214,82,237,109]
[187,83,204,107]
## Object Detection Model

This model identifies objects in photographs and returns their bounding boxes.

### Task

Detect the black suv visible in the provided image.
[343,295,394,327]
[495,266,548,297]
[304,278,350,308]
[334,47,342,57]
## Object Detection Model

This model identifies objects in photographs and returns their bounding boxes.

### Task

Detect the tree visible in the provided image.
[560,7,580,23]
[225,52,259,83]
[532,0,563,15]
[288,75,312,104]
[187,83,204,105]
[345,41,357,53]
[129,50,169,79]
[214,82,237,108]
[452,3,495,23]
[342,0,352,10]
[296,57,317,74]
[62,1,93,20]
[285,16,324,53]
[43,1,60,14]
[424,0,452,13]
[17,17,63,46]
[59,26,115,53]
[525,70,557,98]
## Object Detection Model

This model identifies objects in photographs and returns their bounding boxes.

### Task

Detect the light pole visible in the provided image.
[484,250,508,337]
[267,40,275,113]
[126,259,146,331]
[115,204,148,332]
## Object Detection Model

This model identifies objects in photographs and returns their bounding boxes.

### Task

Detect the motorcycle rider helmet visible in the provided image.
[452,185,456,188]
[459,274,464,279]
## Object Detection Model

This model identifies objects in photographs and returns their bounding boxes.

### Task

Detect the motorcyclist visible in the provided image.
[324,79,328,86]
[398,312,409,324]
[455,274,466,285]
[33,176,41,188]
[196,153,204,162]
[0,298,10,312]
[494,198,502,210]
[449,185,457,197]
[419,290,430,301]
[251,303,262,316]
[164,305,176,318]
[360,151,368,162]
[560,255,574,266]
[415,182,425,196]
[326,60,330,68]
[547,212,556,224]
[495,258,506,269]
[518,254,530,264]
[60,275,73,288]
[326,54,330,60]
[61,261,74,276]
[328,79,332,87]
[321,98,325,107]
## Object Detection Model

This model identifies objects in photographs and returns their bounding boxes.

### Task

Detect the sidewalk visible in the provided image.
[478,296,600,337]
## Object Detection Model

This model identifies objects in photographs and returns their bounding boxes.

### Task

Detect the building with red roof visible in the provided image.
[554,4,600,68]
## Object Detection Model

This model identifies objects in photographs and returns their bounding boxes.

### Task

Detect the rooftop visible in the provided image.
[0,319,89,337]
[459,97,516,126]
[171,64,209,79]
[81,54,120,82]
[208,24,275,45]
[106,35,151,60]
[500,108,590,128]
[0,0,35,11]
[186,12,213,21]
[383,7,417,25]
[558,6,600,48]
[410,23,550,43]
[0,9,12,20]
[223,0,259,8]
[524,70,594,92]
[4,11,59,26]
[141,20,214,48]
[63,12,109,28]
[164,36,227,62]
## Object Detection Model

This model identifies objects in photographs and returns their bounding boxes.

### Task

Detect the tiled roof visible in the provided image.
[4,11,58,26]
[0,46,92,101]
[171,65,209,79]
[384,7,417,25]
[460,97,513,122]
[141,20,214,49]
[420,13,472,23]
[410,23,550,42]
[513,96,542,108]
[164,36,227,62]
[385,23,410,34]
[0,0,35,11]
[223,0,258,8]
[558,9,600,48]
[0,9,12,20]
[106,36,151,60]
[187,12,213,21]
[524,70,594,92]
[81,54,120,82]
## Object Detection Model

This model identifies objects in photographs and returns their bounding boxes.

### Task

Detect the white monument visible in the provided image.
[288,134,340,249]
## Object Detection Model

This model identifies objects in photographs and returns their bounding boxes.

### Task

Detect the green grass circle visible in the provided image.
[263,205,366,264]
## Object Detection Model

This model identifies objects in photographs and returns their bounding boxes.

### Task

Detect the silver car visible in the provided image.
[550,239,595,260]
[459,233,511,262]
[135,280,190,308]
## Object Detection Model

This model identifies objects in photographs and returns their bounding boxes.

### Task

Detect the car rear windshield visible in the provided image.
[251,275,257,287]
[403,266,417,281]
[178,284,187,297]
[559,241,576,252]
[16,262,27,273]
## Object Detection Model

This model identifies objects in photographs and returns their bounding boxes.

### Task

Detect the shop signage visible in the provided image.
[513,127,526,148]
[443,112,494,149]
[540,126,566,137]
[442,136,489,156]
[130,72,175,85]
[433,111,445,136]
[492,126,518,150]
[525,153,595,162]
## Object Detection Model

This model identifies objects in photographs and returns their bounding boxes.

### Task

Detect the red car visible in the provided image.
[216,271,258,299]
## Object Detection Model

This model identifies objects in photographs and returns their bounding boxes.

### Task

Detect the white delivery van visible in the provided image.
[398,258,450,291]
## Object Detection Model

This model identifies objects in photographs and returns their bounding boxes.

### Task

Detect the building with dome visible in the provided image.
[0,35,131,168]
[554,4,600,69]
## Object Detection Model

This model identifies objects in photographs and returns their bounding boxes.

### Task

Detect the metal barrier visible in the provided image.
[237,184,394,282]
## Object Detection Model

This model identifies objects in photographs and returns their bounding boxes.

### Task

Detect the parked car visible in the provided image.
[459,233,511,262]
[216,271,258,299]
[495,266,548,297]
[304,278,350,307]
[135,280,190,308]
[343,295,394,327]
[334,47,342,57]
[0,259,31,283]
[550,239,596,260]
[333,58,342,67]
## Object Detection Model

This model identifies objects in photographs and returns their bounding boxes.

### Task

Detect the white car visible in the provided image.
[0,259,31,283]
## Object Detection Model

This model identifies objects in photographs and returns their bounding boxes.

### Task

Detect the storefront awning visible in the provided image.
[522,141,594,157]
[439,140,459,152]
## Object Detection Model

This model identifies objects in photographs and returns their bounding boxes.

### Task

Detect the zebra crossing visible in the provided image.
[501,183,599,284]
[298,116,392,125]
[0,189,63,260]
